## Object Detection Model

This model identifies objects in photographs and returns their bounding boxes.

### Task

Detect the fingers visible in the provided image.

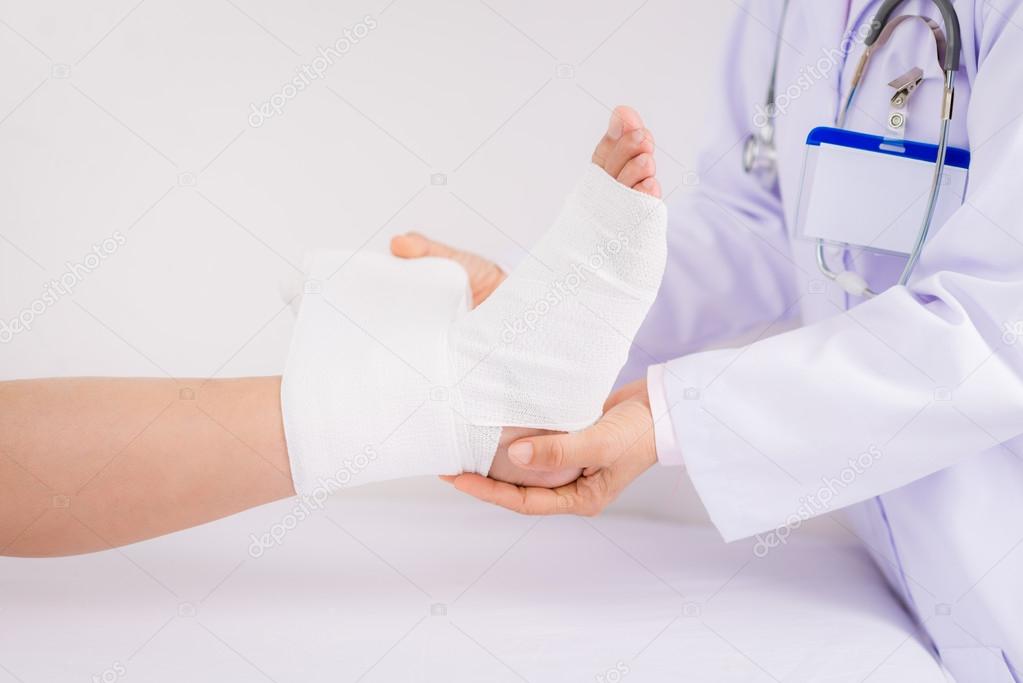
[448,474,609,516]
[448,466,634,517]
[447,390,659,517]
[447,474,576,515]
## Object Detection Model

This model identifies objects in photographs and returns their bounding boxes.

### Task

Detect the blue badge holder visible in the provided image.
[794,127,970,257]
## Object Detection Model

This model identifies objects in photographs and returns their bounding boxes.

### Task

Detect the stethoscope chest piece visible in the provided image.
[743,125,778,183]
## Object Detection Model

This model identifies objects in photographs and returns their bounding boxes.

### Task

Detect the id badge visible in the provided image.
[794,127,970,256]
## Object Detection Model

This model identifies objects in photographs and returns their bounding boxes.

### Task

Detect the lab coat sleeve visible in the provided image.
[663,10,1023,542]
[618,2,800,383]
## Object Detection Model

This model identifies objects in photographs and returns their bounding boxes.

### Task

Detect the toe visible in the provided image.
[390,232,463,260]
[390,232,432,258]
[605,128,655,178]
[592,105,645,167]
[611,105,644,137]
[616,151,656,189]
[633,176,662,199]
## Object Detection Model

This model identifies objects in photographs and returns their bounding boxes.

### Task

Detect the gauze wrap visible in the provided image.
[281,251,480,496]
[282,164,667,496]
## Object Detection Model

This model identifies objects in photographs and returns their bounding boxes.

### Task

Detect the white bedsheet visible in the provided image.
[0,483,946,682]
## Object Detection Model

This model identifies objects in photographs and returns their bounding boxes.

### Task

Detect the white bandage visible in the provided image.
[281,164,666,496]
[281,250,480,496]
[450,164,666,427]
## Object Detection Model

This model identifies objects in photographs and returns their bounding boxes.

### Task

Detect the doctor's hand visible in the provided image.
[444,379,658,516]
[390,232,506,308]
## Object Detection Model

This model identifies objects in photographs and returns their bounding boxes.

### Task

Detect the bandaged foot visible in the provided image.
[281,108,666,496]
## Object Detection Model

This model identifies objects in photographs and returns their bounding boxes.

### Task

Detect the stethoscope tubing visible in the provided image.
[753,0,962,296]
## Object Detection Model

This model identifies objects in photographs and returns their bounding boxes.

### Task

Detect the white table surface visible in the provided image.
[0,482,946,683]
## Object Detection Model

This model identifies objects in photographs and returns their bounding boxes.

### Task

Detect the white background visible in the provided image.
[0,0,735,521]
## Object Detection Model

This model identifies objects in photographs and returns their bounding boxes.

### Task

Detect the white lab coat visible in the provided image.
[624,1,1023,679]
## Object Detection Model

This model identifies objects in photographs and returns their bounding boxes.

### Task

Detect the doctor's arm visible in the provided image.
[451,7,1023,535]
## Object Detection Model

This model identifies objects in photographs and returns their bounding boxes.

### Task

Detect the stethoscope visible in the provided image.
[743,0,962,297]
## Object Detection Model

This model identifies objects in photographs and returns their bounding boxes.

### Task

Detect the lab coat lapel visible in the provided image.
[799,0,852,40]
[798,0,879,60]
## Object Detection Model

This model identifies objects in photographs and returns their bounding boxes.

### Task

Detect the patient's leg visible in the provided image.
[283,106,667,493]
[0,109,665,556]
[0,377,292,556]
[0,377,572,556]
[394,106,661,486]
[448,111,667,471]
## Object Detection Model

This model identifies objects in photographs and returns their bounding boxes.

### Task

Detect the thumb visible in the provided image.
[508,420,623,472]
[603,379,645,412]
